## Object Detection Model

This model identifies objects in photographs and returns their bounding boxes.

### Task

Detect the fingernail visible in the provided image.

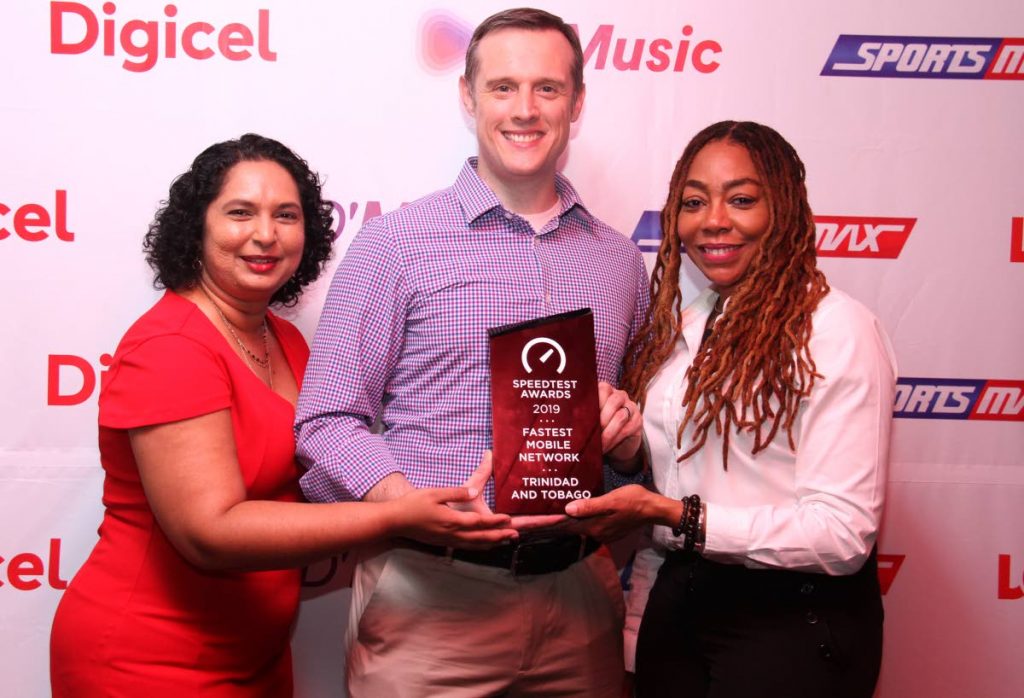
[467,487,479,498]
[566,502,578,516]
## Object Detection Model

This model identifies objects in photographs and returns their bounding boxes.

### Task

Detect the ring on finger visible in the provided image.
[620,404,632,419]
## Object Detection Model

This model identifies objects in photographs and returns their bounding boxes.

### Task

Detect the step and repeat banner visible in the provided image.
[2,1,1022,695]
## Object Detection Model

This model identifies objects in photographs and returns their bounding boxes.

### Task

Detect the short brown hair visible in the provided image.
[464,7,584,98]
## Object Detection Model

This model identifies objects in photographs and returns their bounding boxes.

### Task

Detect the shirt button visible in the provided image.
[504,212,513,220]
[805,611,819,624]
[800,583,815,595]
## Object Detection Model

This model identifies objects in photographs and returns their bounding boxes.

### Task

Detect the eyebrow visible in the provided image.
[683,177,761,192]
[221,198,301,210]
[482,77,568,90]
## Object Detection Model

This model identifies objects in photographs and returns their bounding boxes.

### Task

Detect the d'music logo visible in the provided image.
[574,23,722,74]
[50,2,277,72]
[629,211,915,258]
[0,190,75,242]
[418,10,471,73]
[328,198,409,245]
[822,35,1024,80]
[417,10,723,75]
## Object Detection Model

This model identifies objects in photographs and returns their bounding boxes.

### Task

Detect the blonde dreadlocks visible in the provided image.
[622,121,830,467]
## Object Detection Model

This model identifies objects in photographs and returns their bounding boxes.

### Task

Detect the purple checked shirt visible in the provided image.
[295,159,650,504]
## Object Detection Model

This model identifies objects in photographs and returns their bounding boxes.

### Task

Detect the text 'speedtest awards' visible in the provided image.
[488,308,602,515]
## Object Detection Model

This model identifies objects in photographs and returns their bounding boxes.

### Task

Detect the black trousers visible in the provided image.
[635,548,883,698]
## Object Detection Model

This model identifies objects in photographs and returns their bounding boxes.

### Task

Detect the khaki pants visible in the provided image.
[346,545,625,697]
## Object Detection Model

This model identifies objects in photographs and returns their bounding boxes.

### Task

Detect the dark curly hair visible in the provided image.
[143,133,334,306]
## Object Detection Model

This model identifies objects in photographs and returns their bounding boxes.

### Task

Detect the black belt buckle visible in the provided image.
[508,534,591,576]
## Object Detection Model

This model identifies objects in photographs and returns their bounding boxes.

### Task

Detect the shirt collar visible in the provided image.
[679,287,721,352]
[453,157,595,226]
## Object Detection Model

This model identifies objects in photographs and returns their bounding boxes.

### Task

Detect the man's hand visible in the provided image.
[464,451,570,533]
[448,450,498,516]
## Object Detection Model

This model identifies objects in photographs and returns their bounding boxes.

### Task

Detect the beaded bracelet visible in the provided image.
[681,494,702,553]
[671,497,691,538]
[671,494,702,551]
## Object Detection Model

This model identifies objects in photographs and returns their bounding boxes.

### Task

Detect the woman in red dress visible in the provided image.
[50,134,515,696]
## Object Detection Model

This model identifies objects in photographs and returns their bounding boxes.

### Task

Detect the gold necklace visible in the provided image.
[199,285,273,388]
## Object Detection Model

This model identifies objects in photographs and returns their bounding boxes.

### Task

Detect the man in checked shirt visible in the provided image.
[295,8,649,696]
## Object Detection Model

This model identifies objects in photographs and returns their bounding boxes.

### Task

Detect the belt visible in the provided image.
[399,535,601,576]
[664,546,881,604]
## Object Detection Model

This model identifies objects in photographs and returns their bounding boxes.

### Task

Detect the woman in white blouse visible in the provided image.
[567,121,897,698]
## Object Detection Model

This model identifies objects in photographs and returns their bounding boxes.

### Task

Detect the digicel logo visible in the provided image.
[0,539,68,591]
[997,554,1023,600]
[1011,217,1023,263]
[814,215,916,258]
[48,353,113,406]
[50,2,276,73]
[0,190,75,242]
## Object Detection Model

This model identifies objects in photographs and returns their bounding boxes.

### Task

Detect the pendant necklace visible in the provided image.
[199,284,273,389]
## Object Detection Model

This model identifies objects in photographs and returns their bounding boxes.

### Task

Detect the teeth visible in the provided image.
[505,132,541,143]
[703,246,739,257]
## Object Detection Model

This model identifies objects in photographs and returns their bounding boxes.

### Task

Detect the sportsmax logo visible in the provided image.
[629,212,914,258]
[50,2,277,72]
[630,211,663,253]
[877,553,905,595]
[822,35,1024,79]
[814,216,915,259]
[0,190,75,242]
[417,11,723,75]
[1011,217,1024,263]
[894,378,1024,421]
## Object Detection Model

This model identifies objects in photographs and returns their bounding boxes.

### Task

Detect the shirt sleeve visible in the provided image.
[100,334,231,429]
[628,250,652,370]
[701,299,897,574]
[294,218,411,502]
